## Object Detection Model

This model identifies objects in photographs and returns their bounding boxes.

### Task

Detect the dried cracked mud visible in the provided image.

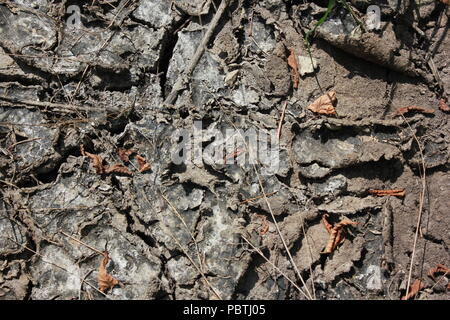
[0,0,449,300]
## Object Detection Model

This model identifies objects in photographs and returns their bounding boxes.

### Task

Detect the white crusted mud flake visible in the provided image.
[0,107,58,171]
[30,244,81,300]
[132,0,173,28]
[298,55,318,76]
[293,131,400,169]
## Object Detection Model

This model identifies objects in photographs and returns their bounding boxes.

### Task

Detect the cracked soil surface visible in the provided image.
[0,0,449,300]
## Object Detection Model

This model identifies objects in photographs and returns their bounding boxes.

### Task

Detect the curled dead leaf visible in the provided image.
[104,164,133,175]
[394,106,435,116]
[401,279,424,300]
[427,264,450,281]
[307,91,337,115]
[439,99,450,112]
[81,144,105,174]
[287,48,299,89]
[256,214,269,235]
[118,148,136,162]
[322,214,333,234]
[98,251,120,293]
[136,155,151,173]
[369,189,405,197]
[81,145,133,175]
[322,214,358,254]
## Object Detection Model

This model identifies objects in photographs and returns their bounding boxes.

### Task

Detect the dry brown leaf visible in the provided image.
[307,91,337,115]
[98,251,120,293]
[394,106,435,116]
[287,48,299,89]
[335,219,359,228]
[118,148,136,162]
[136,155,151,173]
[323,228,340,254]
[439,0,449,5]
[81,145,133,175]
[104,164,133,175]
[239,191,278,204]
[80,144,86,156]
[439,99,450,112]
[401,279,424,300]
[427,264,450,281]
[322,214,358,254]
[256,214,269,235]
[369,189,405,197]
[322,213,333,234]
[81,144,105,174]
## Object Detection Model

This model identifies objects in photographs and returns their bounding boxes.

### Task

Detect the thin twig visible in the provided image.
[241,235,308,297]
[60,231,104,256]
[79,269,95,300]
[300,220,316,300]
[402,115,427,299]
[0,95,118,114]
[253,168,313,299]
[0,179,19,188]
[8,137,41,151]
[154,193,222,300]
[1,206,99,213]
[164,0,231,105]
[239,191,278,204]
[167,229,222,300]
[7,237,107,297]
[222,110,314,300]
[276,101,288,140]
[429,270,449,291]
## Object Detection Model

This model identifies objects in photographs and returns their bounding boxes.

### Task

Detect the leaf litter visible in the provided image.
[98,251,121,294]
[307,91,337,115]
[321,214,358,254]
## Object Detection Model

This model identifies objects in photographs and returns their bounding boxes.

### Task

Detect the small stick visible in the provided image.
[7,237,107,297]
[0,95,118,114]
[0,179,19,188]
[60,231,104,256]
[276,101,288,140]
[401,115,427,299]
[8,137,41,151]
[241,235,309,298]
[159,193,222,300]
[239,191,278,204]
[164,0,231,105]
[248,6,254,37]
